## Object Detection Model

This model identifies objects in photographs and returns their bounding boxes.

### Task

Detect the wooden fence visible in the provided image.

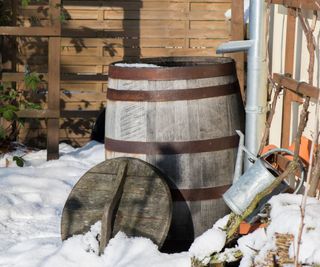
[1,0,234,156]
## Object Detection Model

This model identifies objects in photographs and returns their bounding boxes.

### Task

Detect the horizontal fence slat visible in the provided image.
[7,0,232,147]
[17,109,60,118]
[0,26,60,36]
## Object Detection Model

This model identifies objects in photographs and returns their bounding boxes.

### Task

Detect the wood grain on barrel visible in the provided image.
[61,158,172,249]
[105,58,245,247]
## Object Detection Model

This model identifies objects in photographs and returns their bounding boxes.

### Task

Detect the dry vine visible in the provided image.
[295,9,318,267]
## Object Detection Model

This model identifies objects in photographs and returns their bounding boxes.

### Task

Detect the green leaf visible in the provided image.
[2,109,15,121]
[13,156,25,167]
[21,0,30,7]
[24,72,41,91]
[25,102,41,110]
[0,105,18,113]
[0,126,5,140]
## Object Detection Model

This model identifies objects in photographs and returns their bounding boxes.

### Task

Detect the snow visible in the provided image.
[188,216,229,264]
[115,63,161,68]
[237,194,320,266]
[1,142,320,267]
[0,142,225,267]
[224,0,250,23]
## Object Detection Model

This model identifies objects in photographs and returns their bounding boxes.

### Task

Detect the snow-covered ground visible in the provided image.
[0,141,320,267]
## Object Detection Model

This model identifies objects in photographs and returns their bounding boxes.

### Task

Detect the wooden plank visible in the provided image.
[273,74,320,99]
[190,20,229,30]
[62,28,229,38]
[189,38,228,48]
[16,109,60,118]
[103,10,227,20]
[61,92,106,102]
[0,26,60,36]
[190,2,231,10]
[281,7,296,148]
[61,37,186,47]
[63,20,186,30]
[99,161,128,254]
[47,0,61,160]
[61,158,172,248]
[65,2,188,11]
[270,0,320,10]
[1,72,108,82]
[231,0,245,101]
[60,110,101,118]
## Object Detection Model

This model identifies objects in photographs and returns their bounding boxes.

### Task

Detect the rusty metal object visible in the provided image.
[107,83,238,102]
[105,135,239,155]
[171,185,231,202]
[109,57,236,80]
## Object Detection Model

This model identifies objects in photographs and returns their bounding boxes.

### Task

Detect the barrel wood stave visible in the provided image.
[105,57,244,250]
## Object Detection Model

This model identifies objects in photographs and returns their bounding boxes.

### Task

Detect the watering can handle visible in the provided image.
[233,130,258,182]
[259,148,306,194]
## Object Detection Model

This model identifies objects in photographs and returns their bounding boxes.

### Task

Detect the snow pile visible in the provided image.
[1,141,320,267]
[0,141,105,266]
[224,0,250,23]
[40,214,230,267]
[238,194,320,266]
[41,221,190,267]
[0,141,227,267]
[189,215,229,264]
[115,63,161,68]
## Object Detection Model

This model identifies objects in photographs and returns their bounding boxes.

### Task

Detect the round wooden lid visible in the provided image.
[61,157,172,249]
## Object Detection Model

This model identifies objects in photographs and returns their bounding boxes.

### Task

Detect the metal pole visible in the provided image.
[216,0,268,170]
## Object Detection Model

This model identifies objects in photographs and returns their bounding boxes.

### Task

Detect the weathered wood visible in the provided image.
[99,160,127,254]
[47,0,61,160]
[281,8,297,148]
[270,0,320,11]
[61,157,172,249]
[105,58,244,251]
[8,0,233,147]
[0,26,60,36]
[274,73,320,99]
[231,0,245,102]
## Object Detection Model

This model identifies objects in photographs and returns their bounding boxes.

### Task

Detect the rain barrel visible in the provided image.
[105,57,244,251]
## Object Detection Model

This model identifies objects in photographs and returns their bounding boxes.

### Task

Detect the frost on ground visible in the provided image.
[1,142,320,267]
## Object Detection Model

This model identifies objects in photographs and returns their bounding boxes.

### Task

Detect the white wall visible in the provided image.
[269,5,320,147]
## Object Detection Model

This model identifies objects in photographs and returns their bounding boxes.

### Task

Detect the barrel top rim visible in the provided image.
[108,57,236,80]
[110,56,234,69]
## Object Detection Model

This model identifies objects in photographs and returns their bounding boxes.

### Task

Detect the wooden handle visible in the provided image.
[99,160,128,255]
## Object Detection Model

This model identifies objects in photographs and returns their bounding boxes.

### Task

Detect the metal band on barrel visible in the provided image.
[107,82,238,102]
[109,63,236,80]
[105,135,239,155]
[171,184,231,201]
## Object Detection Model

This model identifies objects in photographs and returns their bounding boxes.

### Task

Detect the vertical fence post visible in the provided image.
[281,7,297,148]
[47,0,61,160]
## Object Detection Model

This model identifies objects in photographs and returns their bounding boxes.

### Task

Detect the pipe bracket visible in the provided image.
[245,106,267,114]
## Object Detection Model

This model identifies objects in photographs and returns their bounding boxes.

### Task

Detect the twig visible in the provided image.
[295,10,318,267]
[258,81,283,155]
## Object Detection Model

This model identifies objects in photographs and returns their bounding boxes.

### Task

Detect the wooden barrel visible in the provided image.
[105,57,244,251]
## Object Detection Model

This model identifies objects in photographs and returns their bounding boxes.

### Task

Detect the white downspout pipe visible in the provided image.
[216,0,268,171]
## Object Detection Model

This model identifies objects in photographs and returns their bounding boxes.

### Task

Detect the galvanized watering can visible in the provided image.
[223,131,305,218]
